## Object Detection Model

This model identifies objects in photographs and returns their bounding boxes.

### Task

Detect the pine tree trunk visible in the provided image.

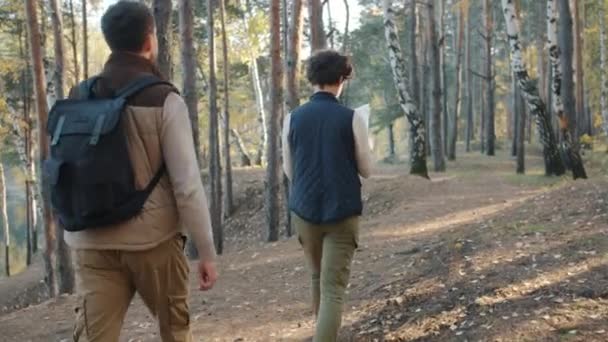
[286,0,304,111]
[266,0,283,242]
[285,0,304,237]
[1,164,9,277]
[50,0,75,294]
[426,1,446,172]
[409,0,421,158]
[387,123,396,160]
[439,0,448,155]
[68,0,79,83]
[571,0,586,138]
[180,0,202,257]
[516,82,526,174]
[18,29,33,266]
[308,0,326,51]
[383,0,429,178]
[82,0,88,79]
[483,0,495,156]
[548,0,587,179]
[204,0,223,254]
[448,3,464,161]
[600,2,608,136]
[154,0,173,80]
[219,0,233,218]
[465,1,473,152]
[25,0,57,297]
[500,0,565,176]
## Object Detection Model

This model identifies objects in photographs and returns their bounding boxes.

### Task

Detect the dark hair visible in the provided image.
[101,1,155,53]
[306,50,353,86]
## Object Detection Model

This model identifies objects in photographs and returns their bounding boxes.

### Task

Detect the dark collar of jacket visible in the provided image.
[310,91,340,103]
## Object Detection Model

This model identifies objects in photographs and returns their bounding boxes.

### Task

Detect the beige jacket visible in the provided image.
[64,53,216,262]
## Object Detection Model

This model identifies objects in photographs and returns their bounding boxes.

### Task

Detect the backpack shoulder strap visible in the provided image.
[115,75,177,100]
[76,76,102,100]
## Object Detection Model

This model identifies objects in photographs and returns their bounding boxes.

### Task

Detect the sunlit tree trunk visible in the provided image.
[266,0,283,242]
[440,0,448,155]
[50,0,75,294]
[383,0,429,178]
[203,0,223,253]
[409,0,421,157]
[25,0,57,297]
[1,164,9,277]
[154,0,173,80]
[483,0,495,156]
[571,0,586,138]
[82,0,88,79]
[501,0,565,176]
[464,0,473,152]
[308,0,326,51]
[601,2,608,135]
[448,2,464,161]
[219,0,233,218]
[68,0,80,84]
[426,0,446,171]
[548,0,587,179]
[230,129,252,167]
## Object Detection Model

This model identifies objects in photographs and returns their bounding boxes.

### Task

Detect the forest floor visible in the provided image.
[1,147,608,341]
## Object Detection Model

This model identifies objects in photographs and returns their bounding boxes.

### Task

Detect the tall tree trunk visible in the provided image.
[267,0,283,242]
[1,164,9,277]
[18,28,33,266]
[464,1,473,152]
[341,0,350,52]
[383,0,429,178]
[285,0,304,237]
[387,123,396,160]
[180,0,203,257]
[82,0,88,79]
[308,0,326,51]
[440,0,448,155]
[220,0,234,217]
[230,129,252,167]
[448,3,464,161]
[480,77,486,153]
[548,0,587,179]
[251,59,268,166]
[409,0,421,158]
[154,0,173,80]
[68,0,79,83]
[571,0,586,138]
[286,0,304,112]
[601,2,608,136]
[559,0,577,147]
[219,0,233,218]
[483,0,495,156]
[50,0,75,294]
[500,0,565,176]
[25,0,57,297]
[426,1,446,172]
[204,0,223,254]
[516,82,526,174]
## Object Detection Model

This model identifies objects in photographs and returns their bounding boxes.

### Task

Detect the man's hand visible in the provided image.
[198,260,218,291]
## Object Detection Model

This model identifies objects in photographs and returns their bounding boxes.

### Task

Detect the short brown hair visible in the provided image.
[306,50,353,86]
[102,1,155,53]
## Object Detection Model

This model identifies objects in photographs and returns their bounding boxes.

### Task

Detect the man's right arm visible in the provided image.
[161,92,217,263]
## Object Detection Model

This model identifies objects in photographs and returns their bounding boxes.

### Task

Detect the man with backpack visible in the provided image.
[45,2,217,341]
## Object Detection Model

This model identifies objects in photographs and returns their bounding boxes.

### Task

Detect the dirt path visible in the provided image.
[1,151,608,341]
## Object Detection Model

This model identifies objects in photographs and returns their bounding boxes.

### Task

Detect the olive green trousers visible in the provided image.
[294,213,359,342]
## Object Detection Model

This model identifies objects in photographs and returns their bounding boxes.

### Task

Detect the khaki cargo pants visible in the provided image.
[72,235,192,342]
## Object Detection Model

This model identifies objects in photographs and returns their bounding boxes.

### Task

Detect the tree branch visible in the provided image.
[470,69,489,80]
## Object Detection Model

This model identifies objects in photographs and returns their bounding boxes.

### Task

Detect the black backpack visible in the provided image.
[44,75,175,232]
